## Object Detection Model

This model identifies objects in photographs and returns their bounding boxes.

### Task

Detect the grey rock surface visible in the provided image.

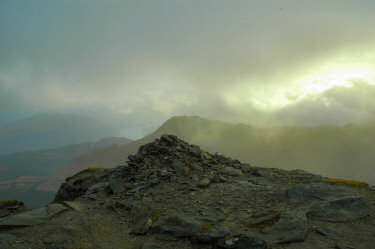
[262,211,308,243]
[1,135,374,249]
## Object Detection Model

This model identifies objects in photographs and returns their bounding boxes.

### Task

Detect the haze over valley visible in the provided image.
[1,0,375,209]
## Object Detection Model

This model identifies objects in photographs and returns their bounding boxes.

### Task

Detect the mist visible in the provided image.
[1,0,375,136]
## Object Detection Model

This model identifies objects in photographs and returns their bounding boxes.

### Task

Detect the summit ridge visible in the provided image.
[0,134,374,249]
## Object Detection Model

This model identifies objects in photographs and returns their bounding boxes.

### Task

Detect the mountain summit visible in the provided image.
[0,135,374,248]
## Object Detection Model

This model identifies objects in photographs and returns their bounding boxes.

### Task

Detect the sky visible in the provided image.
[1,0,375,137]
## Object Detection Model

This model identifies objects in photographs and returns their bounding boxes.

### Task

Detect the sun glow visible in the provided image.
[300,67,375,96]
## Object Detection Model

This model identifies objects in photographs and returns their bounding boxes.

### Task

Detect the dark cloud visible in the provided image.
[1,0,375,135]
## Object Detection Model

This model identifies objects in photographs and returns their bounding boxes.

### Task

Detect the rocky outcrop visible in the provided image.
[0,200,27,218]
[0,135,374,249]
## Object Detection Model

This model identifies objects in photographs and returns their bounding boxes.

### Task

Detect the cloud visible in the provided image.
[1,0,375,132]
[273,80,375,126]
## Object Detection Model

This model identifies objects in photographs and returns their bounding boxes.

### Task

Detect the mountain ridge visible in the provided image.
[38,115,375,193]
[0,134,374,249]
[0,136,132,207]
[0,113,123,155]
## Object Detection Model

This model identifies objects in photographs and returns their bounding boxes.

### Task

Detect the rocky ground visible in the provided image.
[0,134,375,249]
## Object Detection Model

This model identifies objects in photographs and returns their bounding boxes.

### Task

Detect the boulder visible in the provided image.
[0,204,68,227]
[262,211,308,243]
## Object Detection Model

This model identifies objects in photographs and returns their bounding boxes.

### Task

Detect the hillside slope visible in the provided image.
[1,135,374,249]
[0,113,123,155]
[0,137,132,207]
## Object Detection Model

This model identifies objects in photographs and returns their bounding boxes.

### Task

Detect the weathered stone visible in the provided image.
[169,159,185,175]
[47,204,69,216]
[108,178,125,194]
[0,204,67,227]
[0,233,17,242]
[201,151,212,160]
[63,201,82,211]
[247,212,280,228]
[61,220,86,235]
[309,196,368,221]
[55,168,108,201]
[198,178,211,188]
[315,226,337,238]
[133,215,153,234]
[262,211,307,243]
[215,235,268,249]
[159,215,202,237]
[86,182,108,195]
[191,163,203,172]
[220,167,243,176]
[190,174,199,182]
[142,244,164,249]
[287,183,356,202]
[160,134,177,145]
[189,145,201,157]
[43,231,71,243]
[0,200,27,218]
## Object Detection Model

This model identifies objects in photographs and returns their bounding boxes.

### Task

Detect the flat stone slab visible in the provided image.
[159,215,202,237]
[0,204,68,227]
[287,183,357,202]
[63,201,83,211]
[309,196,368,221]
[262,211,308,243]
[0,233,17,242]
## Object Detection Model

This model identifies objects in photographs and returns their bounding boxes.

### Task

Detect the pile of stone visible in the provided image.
[0,135,374,249]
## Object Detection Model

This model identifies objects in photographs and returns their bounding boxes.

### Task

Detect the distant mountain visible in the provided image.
[0,113,123,155]
[38,116,375,193]
[0,136,132,207]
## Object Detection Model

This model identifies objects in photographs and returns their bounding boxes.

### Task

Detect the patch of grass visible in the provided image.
[202,223,213,230]
[268,168,281,173]
[328,178,369,187]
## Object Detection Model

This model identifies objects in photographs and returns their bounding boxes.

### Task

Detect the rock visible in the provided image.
[159,215,202,237]
[108,178,125,194]
[237,180,264,188]
[198,178,211,188]
[160,134,177,145]
[220,167,244,176]
[63,201,82,211]
[0,204,68,227]
[9,134,375,249]
[201,151,212,160]
[190,174,200,182]
[309,196,368,221]
[142,244,164,249]
[0,233,17,242]
[47,204,69,216]
[61,220,86,235]
[247,212,280,228]
[215,235,268,249]
[169,159,185,175]
[287,183,356,202]
[0,200,27,218]
[86,182,108,195]
[55,168,108,201]
[133,215,153,234]
[191,163,203,172]
[315,226,337,238]
[43,231,71,243]
[189,145,201,157]
[262,211,307,243]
